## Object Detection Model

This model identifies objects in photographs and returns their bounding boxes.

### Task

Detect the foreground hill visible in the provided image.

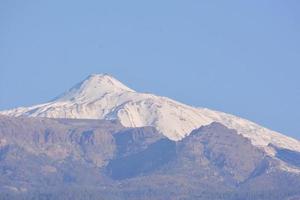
[0,115,299,200]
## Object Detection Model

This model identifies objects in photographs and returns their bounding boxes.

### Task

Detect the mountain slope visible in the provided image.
[1,74,300,154]
[0,115,299,200]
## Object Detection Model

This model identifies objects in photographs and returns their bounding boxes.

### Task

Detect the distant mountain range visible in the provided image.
[0,74,299,200]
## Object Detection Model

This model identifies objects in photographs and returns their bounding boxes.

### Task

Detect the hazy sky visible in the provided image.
[1,1,300,139]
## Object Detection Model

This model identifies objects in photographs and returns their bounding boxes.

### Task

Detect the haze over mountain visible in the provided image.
[0,74,300,200]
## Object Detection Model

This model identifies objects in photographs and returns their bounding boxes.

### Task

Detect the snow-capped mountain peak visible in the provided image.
[1,73,300,154]
[55,74,135,102]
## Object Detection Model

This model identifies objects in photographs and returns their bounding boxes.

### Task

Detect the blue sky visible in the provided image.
[1,1,300,139]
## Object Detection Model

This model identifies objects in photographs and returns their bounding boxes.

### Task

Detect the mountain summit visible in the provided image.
[1,74,300,155]
[55,74,135,102]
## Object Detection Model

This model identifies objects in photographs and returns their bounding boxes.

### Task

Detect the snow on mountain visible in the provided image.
[1,73,300,154]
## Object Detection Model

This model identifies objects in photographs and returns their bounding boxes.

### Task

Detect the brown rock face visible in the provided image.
[0,115,300,200]
[0,115,123,165]
[177,122,266,182]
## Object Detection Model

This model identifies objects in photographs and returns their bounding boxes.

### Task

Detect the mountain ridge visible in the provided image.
[0,115,299,200]
[1,74,300,154]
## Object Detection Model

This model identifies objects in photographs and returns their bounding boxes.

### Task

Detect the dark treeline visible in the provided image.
[0,188,299,200]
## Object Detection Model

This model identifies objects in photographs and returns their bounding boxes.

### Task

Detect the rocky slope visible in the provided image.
[0,115,299,200]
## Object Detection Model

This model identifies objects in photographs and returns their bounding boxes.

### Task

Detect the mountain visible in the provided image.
[0,115,300,200]
[1,74,300,155]
[1,74,300,199]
